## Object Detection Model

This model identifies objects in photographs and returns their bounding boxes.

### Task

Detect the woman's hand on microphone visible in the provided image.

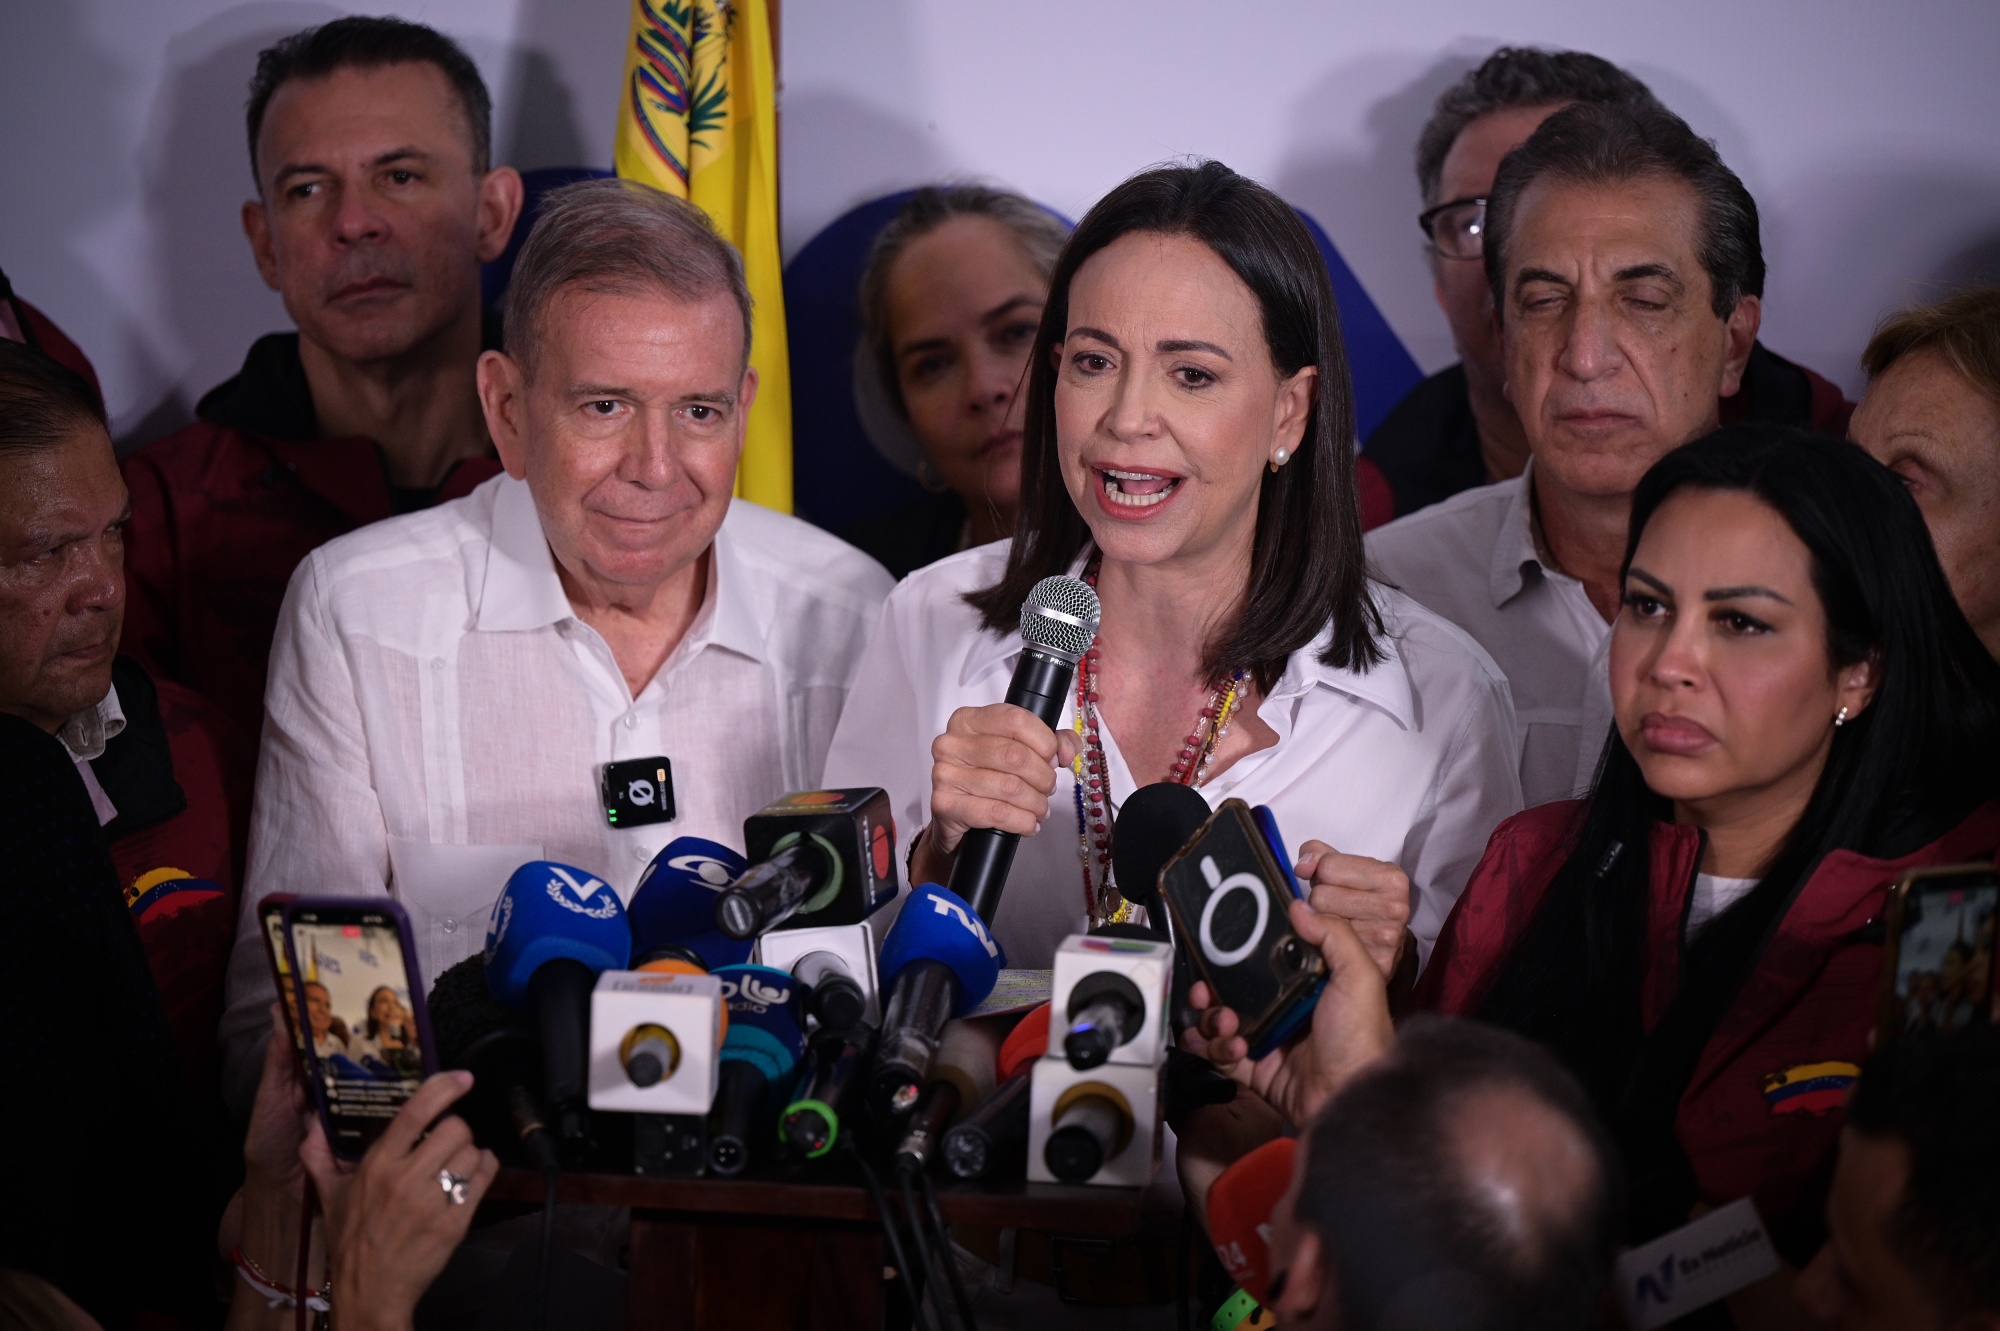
[1179,899,1394,1129]
[1295,840,1412,981]
[915,702,1082,882]
[301,1070,498,1331]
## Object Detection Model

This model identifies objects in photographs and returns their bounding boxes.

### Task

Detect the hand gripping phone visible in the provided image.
[282,897,439,1159]
[257,895,307,1078]
[1158,799,1326,1058]
[1878,862,1999,1045]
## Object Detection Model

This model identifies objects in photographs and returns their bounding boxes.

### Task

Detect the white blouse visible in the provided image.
[821,542,1526,971]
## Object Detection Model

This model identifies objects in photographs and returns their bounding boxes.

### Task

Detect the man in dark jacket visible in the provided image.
[121,16,522,757]
[1366,47,1850,518]
[0,338,230,1327]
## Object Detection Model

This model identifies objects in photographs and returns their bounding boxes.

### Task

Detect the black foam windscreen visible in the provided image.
[1109,782,1212,909]
[429,954,547,1163]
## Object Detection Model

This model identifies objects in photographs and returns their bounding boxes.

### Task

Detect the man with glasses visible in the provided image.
[1366,47,1850,519]
[1368,102,1779,808]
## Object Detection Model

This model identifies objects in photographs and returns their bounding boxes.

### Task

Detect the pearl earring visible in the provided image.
[1268,446,1290,474]
[1834,705,1850,727]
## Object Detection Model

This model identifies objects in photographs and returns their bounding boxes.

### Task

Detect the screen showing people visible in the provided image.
[285,902,430,1156]
[1887,866,1998,1039]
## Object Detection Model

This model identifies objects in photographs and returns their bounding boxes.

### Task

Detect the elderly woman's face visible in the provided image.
[886,215,1045,515]
[1849,349,2000,656]
[1054,231,1314,572]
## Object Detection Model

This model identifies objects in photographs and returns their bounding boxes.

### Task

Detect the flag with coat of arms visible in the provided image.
[613,0,791,513]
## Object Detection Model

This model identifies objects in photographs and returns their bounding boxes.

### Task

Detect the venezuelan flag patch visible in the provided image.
[1760,1061,1860,1116]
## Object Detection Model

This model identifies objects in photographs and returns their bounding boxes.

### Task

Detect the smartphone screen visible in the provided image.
[1885,866,1999,1041]
[258,897,309,1078]
[283,899,435,1158]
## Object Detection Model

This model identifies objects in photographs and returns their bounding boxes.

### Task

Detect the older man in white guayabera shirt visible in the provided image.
[219,179,891,1111]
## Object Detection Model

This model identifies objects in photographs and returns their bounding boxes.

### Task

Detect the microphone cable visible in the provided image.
[537,1160,557,1331]
[917,1168,979,1331]
[899,1170,942,1320]
[847,1138,938,1331]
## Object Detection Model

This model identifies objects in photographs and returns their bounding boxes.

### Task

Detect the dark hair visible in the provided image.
[1476,426,2000,1234]
[1484,102,1764,321]
[967,160,1380,688]
[246,16,493,181]
[859,184,1069,417]
[1416,48,1661,207]
[1847,1027,2000,1321]
[0,338,108,457]
[1297,1017,1624,1331]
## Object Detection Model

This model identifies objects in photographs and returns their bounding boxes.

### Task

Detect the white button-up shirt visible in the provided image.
[1365,468,1615,809]
[58,686,125,825]
[220,474,892,1105]
[821,542,1523,970]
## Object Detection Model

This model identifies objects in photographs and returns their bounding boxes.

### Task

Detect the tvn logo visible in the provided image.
[928,892,1000,958]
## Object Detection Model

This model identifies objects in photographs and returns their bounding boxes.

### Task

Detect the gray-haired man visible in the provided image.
[219,180,892,1108]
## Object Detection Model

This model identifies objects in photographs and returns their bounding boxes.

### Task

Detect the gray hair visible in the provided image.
[1415,48,1661,207]
[1483,101,1764,322]
[858,184,1068,419]
[502,178,751,378]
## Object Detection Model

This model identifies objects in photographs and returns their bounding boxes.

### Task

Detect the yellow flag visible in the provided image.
[614,0,792,513]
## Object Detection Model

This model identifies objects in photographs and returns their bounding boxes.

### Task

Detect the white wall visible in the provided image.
[6,0,1999,440]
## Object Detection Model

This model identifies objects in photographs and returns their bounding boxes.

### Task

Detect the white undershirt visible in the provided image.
[1687,872,1759,941]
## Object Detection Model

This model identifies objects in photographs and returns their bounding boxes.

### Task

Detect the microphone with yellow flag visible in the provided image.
[613,0,791,514]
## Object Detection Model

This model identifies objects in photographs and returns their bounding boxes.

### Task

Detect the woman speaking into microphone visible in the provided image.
[824,161,1521,970]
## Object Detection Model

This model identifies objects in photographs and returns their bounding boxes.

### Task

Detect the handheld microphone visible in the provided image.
[945,576,1100,923]
[1109,782,1213,939]
[757,922,883,1031]
[893,1080,960,1175]
[1052,933,1173,1071]
[630,839,754,972]
[783,1025,874,1159]
[943,1008,1047,1180]
[1208,1136,1298,1306]
[1043,1082,1134,1182]
[867,883,1004,1118]
[429,954,559,1171]
[1110,782,1215,1034]
[707,964,806,1176]
[484,861,631,1153]
[714,788,899,939]
[942,1073,1031,1180]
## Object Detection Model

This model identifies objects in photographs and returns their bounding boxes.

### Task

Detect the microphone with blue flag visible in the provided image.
[867,882,1004,1119]
[485,860,630,1152]
[629,838,754,972]
[707,963,807,1175]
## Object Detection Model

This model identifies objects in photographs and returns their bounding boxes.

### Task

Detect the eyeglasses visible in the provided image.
[1418,196,1487,261]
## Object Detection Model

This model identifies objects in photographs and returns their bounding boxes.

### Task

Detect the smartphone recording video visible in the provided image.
[283,898,436,1158]
[1880,864,1998,1044]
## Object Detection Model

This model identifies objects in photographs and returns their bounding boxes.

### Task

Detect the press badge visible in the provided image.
[1615,1197,1780,1330]
[602,756,676,828]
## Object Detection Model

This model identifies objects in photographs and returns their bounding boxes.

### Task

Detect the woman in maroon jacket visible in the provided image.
[1418,425,2000,1264]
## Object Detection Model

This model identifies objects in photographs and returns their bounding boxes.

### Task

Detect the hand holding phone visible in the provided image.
[1178,899,1395,1129]
[282,898,439,1160]
[1879,862,1999,1045]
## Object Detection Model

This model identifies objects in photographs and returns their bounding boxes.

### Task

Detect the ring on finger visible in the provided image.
[439,1168,470,1206]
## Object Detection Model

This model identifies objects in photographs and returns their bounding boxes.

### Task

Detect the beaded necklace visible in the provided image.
[1070,556,1247,924]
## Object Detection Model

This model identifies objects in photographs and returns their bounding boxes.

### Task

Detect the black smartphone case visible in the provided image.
[1157,799,1326,1052]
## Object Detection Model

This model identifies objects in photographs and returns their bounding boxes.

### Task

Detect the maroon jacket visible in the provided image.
[121,331,501,762]
[1418,798,2000,1250]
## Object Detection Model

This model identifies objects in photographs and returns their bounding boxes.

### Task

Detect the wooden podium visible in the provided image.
[485,1167,1152,1330]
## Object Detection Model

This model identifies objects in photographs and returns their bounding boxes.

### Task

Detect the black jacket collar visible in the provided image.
[194,308,505,443]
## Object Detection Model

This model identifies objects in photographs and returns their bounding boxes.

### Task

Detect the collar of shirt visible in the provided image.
[953,549,1416,736]
[57,683,125,763]
[472,473,766,668]
[1487,460,1553,609]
